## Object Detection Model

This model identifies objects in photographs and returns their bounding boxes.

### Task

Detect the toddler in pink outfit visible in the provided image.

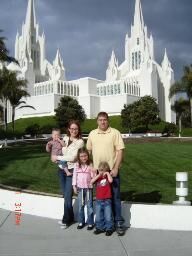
[72,148,95,230]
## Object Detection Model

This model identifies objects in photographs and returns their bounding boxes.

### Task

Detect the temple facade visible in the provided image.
[6,0,175,123]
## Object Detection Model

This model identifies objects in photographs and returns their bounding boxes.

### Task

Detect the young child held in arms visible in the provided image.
[72,148,95,230]
[91,161,113,236]
[46,128,72,176]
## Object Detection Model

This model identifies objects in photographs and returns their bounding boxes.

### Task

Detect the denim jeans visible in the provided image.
[58,168,74,224]
[95,199,113,231]
[77,188,94,225]
[112,175,124,227]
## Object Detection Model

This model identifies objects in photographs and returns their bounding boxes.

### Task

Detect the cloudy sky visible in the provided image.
[0,0,192,81]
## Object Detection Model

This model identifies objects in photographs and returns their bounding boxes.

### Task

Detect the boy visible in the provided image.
[91,161,113,236]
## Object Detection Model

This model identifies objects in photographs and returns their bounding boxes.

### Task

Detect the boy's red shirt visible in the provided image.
[96,175,112,200]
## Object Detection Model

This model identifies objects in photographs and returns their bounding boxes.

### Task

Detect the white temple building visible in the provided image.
[6,0,175,123]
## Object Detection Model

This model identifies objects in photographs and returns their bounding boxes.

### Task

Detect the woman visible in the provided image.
[52,120,84,228]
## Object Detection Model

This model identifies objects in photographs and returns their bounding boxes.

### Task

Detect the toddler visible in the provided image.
[46,128,72,176]
[91,161,113,236]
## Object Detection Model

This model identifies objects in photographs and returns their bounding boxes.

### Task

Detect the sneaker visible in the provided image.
[77,223,84,229]
[87,225,94,230]
[58,220,64,226]
[105,230,113,236]
[58,220,69,229]
[116,225,125,236]
[60,223,69,229]
[94,228,105,235]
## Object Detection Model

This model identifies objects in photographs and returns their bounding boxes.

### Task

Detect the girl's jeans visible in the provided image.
[77,188,94,225]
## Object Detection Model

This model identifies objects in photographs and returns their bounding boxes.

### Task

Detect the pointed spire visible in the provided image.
[133,0,144,32]
[162,48,171,69]
[109,50,118,67]
[25,0,36,32]
[54,49,64,69]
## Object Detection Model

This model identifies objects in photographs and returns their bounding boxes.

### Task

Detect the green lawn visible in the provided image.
[0,139,192,204]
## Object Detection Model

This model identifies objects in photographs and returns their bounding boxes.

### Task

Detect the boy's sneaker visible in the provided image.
[105,230,113,236]
[94,229,105,235]
[116,224,125,236]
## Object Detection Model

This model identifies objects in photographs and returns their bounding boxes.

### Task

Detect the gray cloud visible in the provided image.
[0,0,191,80]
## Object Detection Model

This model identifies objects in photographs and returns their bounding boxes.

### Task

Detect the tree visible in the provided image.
[55,96,86,129]
[8,79,35,132]
[121,96,160,131]
[0,30,17,63]
[171,98,190,137]
[169,64,192,127]
[0,67,32,132]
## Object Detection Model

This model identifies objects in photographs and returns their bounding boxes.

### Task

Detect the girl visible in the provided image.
[72,148,95,230]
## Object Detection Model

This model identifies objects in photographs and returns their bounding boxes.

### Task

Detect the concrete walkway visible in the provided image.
[0,209,192,256]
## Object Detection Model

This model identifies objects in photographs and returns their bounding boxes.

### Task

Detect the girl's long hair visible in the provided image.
[77,147,91,168]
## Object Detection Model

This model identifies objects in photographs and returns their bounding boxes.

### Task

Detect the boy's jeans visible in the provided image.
[112,175,124,227]
[95,199,113,231]
[77,188,94,225]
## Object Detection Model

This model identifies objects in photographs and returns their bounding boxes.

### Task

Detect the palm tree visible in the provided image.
[0,67,34,132]
[0,30,17,63]
[171,98,190,137]
[169,64,192,127]
[0,66,14,131]
[9,87,35,132]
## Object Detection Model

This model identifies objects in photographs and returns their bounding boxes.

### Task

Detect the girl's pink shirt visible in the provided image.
[72,163,95,189]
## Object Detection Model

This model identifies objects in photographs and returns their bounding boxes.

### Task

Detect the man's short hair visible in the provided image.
[97,112,109,120]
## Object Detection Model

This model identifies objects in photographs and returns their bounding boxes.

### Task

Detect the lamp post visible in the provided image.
[173,172,191,206]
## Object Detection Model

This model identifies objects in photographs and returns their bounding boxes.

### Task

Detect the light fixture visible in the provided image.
[173,172,191,206]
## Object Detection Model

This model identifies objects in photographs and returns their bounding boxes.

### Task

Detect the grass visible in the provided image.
[0,139,192,204]
[1,115,192,137]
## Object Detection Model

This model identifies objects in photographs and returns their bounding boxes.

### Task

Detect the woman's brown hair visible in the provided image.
[66,120,82,139]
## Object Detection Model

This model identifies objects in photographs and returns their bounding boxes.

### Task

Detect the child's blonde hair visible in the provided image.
[98,161,110,172]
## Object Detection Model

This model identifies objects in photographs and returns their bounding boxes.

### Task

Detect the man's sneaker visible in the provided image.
[77,223,84,229]
[116,225,125,236]
[105,230,113,236]
[93,228,105,235]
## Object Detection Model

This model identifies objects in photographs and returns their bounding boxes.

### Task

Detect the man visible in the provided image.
[86,111,125,236]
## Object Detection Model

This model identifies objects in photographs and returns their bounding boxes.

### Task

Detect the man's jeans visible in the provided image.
[77,188,94,225]
[112,175,124,227]
[95,199,113,231]
[58,169,74,224]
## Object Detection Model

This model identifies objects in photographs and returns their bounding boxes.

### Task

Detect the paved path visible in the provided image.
[0,209,192,256]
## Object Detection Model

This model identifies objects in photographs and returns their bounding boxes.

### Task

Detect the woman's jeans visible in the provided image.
[58,168,74,224]
[112,175,124,227]
[95,199,113,231]
[77,188,94,225]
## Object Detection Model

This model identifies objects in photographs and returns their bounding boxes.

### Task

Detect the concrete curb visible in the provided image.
[1,188,192,231]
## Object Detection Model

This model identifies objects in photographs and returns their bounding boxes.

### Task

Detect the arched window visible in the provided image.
[58,82,60,94]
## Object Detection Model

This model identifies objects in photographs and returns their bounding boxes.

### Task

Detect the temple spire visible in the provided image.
[25,0,36,32]
[133,0,144,32]
[54,49,64,69]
